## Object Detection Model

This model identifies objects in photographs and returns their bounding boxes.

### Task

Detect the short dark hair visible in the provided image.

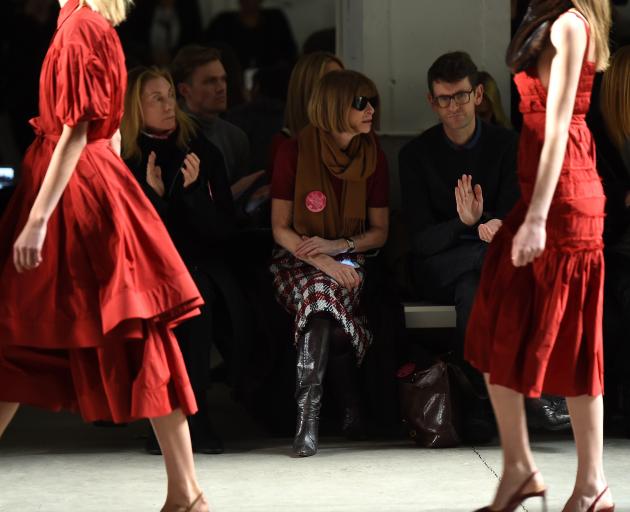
[427,51,479,95]
[170,45,222,86]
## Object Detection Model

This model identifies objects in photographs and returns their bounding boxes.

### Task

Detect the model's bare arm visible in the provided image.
[512,14,587,266]
[527,13,587,222]
[13,122,88,272]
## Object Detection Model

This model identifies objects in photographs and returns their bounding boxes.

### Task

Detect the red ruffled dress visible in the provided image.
[0,0,202,422]
[465,15,605,398]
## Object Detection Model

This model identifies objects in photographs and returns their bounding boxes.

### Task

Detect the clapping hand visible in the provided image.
[478,218,503,243]
[455,174,483,226]
[181,152,200,188]
[146,151,165,197]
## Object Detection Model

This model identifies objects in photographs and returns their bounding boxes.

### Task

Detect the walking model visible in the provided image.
[0,1,209,510]
[465,1,614,511]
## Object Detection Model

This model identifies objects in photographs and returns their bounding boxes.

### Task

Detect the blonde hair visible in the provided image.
[121,67,198,162]
[601,46,630,150]
[308,70,378,134]
[285,52,344,135]
[572,0,611,71]
[477,71,512,130]
[80,0,133,26]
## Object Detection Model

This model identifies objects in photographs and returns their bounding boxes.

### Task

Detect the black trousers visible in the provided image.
[175,267,217,419]
[411,241,487,389]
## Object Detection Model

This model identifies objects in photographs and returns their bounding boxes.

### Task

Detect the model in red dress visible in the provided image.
[465,2,614,512]
[0,1,208,510]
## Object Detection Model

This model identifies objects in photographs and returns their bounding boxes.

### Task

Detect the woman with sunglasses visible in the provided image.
[270,69,389,457]
[466,1,613,511]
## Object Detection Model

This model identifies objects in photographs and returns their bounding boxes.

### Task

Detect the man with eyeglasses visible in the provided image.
[398,51,520,444]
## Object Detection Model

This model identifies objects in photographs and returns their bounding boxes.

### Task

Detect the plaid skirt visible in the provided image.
[270,247,372,363]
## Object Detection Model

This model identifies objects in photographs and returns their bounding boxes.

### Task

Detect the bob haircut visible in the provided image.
[307,70,378,134]
[121,66,198,162]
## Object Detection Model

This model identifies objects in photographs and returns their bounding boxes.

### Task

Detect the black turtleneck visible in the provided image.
[125,128,236,264]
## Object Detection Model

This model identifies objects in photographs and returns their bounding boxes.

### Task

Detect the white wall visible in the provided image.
[198,0,336,52]
[337,0,511,135]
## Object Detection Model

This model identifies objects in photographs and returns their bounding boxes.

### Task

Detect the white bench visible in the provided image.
[402,302,457,329]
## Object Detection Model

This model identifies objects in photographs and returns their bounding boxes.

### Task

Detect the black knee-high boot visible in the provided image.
[328,348,366,439]
[293,315,331,457]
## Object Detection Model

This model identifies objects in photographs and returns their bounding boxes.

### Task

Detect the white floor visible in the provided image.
[1,405,629,512]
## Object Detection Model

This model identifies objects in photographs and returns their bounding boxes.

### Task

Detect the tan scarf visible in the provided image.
[293,125,377,239]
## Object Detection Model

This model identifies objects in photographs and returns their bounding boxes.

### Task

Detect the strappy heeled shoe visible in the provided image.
[184,493,205,512]
[160,493,206,512]
[586,486,614,512]
[474,470,547,512]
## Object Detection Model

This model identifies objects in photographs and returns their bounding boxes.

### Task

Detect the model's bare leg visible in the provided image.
[150,409,209,512]
[484,376,546,509]
[0,402,19,438]
[562,395,613,512]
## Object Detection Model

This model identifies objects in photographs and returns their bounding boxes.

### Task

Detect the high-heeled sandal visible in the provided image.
[184,493,204,512]
[474,470,547,512]
[160,493,206,512]
[587,486,614,512]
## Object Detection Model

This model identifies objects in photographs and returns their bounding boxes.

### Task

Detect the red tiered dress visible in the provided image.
[0,0,202,422]
[465,16,605,398]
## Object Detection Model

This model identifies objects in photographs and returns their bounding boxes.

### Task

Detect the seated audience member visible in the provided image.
[271,70,389,457]
[118,0,203,66]
[226,64,291,172]
[204,0,297,71]
[268,52,344,170]
[171,45,268,213]
[399,51,570,441]
[203,41,247,110]
[597,46,630,434]
[121,66,246,454]
[475,71,512,129]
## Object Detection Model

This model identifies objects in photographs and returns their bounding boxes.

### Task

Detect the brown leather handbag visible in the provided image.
[398,360,465,448]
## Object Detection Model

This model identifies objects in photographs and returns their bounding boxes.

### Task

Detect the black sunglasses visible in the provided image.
[352,96,379,111]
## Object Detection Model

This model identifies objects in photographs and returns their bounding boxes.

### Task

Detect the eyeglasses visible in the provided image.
[352,96,379,111]
[432,89,474,108]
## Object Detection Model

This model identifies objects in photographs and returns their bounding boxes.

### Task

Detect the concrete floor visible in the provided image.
[1,400,629,512]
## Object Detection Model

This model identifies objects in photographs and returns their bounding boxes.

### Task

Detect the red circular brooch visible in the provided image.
[305,190,326,213]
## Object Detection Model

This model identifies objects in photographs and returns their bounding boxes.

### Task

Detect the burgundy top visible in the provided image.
[271,137,389,208]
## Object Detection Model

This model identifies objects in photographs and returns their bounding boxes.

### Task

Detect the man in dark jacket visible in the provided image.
[399,51,569,441]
